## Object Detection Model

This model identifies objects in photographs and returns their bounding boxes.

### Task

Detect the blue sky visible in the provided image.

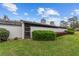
[0,3,79,25]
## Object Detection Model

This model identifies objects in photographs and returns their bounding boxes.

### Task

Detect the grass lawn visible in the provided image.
[0,32,79,56]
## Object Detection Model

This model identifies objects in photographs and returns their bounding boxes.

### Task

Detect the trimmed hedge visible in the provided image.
[66,28,74,34]
[32,30,56,41]
[0,28,9,41]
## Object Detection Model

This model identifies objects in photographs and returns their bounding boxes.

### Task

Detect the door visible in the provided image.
[24,24,30,39]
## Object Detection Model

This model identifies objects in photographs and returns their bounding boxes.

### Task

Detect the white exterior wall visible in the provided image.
[21,22,25,39]
[0,24,67,39]
[30,26,67,38]
[0,25,22,39]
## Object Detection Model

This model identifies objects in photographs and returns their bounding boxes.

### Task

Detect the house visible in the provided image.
[0,19,67,39]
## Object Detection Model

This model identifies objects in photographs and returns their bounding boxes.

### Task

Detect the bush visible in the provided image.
[32,30,56,41]
[14,37,19,40]
[56,32,67,37]
[66,28,74,34]
[0,28,9,41]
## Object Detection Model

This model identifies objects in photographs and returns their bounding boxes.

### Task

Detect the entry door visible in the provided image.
[24,25,30,39]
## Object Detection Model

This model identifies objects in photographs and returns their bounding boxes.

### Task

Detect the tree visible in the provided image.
[60,20,68,28]
[68,16,78,29]
[3,15,10,21]
[50,21,55,26]
[41,18,46,24]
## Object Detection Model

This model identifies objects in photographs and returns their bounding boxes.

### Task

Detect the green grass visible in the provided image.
[0,32,79,56]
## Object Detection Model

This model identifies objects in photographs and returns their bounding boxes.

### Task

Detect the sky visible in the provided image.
[0,3,79,26]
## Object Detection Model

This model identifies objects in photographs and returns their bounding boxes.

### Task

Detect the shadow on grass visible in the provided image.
[0,40,8,43]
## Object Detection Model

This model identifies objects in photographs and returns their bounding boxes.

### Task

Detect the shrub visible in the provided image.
[14,37,19,40]
[56,32,67,37]
[66,28,74,34]
[0,28,9,41]
[32,30,56,41]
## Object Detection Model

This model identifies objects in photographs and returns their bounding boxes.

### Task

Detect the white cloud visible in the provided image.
[25,17,38,22]
[13,12,18,15]
[2,3,18,15]
[71,12,74,15]
[37,8,60,17]
[46,16,68,26]
[37,8,60,26]
[24,13,28,16]
[26,17,30,20]
[74,9,79,15]
[37,8,44,15]
[74,9,79,12]
[63,17,68,21]
[71,9,79,15]
[46,8,60,16]
[46,17,61,26]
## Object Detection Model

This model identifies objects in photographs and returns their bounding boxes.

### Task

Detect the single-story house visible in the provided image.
[0,20,67,39]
